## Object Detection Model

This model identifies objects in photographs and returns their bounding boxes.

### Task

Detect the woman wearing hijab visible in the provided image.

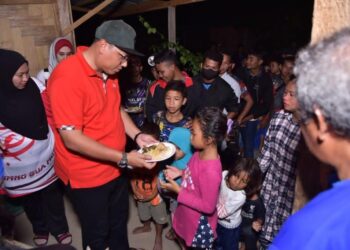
[36,37,74,87]
[0,49,71,246]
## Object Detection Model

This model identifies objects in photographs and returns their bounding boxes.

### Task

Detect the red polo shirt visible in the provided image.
[48,47,126,188]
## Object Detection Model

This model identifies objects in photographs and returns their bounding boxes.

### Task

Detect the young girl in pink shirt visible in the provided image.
[161,107,227,249]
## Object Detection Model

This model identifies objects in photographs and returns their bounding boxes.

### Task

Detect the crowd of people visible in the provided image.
[0,18,350,250]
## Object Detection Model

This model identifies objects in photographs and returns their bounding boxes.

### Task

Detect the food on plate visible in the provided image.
[125,106,143,113]
[141,143,169,160]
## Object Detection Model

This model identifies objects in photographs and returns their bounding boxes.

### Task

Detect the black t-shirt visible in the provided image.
[241,197,266,228]
[237,69,274,118]
[192,75,238,113]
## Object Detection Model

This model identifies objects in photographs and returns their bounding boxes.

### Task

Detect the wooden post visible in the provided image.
[56,0,75,45]
[293,0,350,212]
[168,6,176,45]
[311,0,350,44]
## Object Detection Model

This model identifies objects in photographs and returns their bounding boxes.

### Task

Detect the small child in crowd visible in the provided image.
[130,123,168,250]
[216,158,262,250]
[153,80,191,142]
[161,107,227,249]
[120,55,151,128]
[159,127,193,241]
[240,163,265,250]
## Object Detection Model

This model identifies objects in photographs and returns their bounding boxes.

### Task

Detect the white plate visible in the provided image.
[138,142,176,163]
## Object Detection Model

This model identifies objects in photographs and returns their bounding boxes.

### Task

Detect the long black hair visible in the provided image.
[226,158,263,198]
[194,107,227,145]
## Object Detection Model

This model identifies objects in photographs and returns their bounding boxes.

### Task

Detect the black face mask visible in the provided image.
[201,68,219,80]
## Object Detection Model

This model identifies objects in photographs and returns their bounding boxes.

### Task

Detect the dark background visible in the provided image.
[73,0,314,57]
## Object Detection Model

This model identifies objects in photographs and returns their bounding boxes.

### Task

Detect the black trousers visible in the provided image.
[67,175,129,250]
[241,225,259,250]
[15,180,69,237]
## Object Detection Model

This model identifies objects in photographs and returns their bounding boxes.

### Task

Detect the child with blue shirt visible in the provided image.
[153,80,191,142]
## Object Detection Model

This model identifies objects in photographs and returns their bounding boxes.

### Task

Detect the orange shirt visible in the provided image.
[47,46,126,188]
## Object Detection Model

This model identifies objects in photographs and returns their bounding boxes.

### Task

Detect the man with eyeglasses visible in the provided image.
[269,28,350,250]
[48,20,157,250]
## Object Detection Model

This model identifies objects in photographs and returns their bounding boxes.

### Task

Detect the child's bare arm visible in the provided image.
[174,147,185,160]
[163,165,183,180]
[252,219,263,232]
[160,178,181,194]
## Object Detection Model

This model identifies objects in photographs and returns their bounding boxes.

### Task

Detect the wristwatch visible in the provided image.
[118,152,128,168]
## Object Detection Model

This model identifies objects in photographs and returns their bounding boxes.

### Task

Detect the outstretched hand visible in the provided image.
[163,165,183,180]
[127,150,156,169]
[159,178,181,194]
[135,133,158,148]
[252,220,262,232]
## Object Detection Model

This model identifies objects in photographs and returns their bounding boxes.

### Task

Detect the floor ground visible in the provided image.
[13,196,179,250]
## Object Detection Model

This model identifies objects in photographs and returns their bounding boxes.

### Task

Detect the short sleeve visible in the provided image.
[48,75,84,130]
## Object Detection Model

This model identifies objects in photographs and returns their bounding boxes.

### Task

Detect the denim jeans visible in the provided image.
[216,224,240,250]
[240,120,259,158]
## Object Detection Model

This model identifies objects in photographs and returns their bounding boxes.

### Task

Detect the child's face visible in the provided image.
[156,62,175,82]
[227,171,249,191]
[281,61,294,78]
[219,54,233,74]
[246,55,262,70]
[269,61,280,75]
[190,118,207,149]
[165,90,186,114]
[283,82,299,112]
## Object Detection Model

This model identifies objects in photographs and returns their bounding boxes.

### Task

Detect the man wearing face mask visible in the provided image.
[193,48,238,119]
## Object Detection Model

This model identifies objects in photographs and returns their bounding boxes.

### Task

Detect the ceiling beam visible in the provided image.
[75,0,98,7]
[0,0,54,4]
[62,0,114,35]
[110,0,205,18]
[72,5,107,15]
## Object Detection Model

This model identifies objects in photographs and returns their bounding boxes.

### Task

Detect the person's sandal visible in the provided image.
[55,232,72,245]
[33,234,49,246]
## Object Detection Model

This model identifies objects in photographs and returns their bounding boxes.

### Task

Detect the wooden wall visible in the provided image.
[0,0,74,75]
[311,0,350,44]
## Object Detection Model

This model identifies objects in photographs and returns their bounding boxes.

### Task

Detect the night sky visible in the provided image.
[74,0,314,57]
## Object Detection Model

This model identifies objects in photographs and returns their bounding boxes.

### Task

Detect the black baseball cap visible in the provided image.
[95,20,144,56]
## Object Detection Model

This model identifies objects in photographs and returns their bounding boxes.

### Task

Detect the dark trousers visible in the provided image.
[216,224,240,250]
[15,180,69,237]
[67,175,129,250]
[241,225,259,250]
[240,120,259,158]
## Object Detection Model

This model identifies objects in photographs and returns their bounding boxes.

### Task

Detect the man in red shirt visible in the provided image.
[48,20,156,250]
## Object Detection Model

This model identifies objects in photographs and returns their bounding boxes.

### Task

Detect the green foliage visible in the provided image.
[138,16,202,76]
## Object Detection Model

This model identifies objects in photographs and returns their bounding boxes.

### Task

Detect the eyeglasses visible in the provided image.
[116,50,129,63]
